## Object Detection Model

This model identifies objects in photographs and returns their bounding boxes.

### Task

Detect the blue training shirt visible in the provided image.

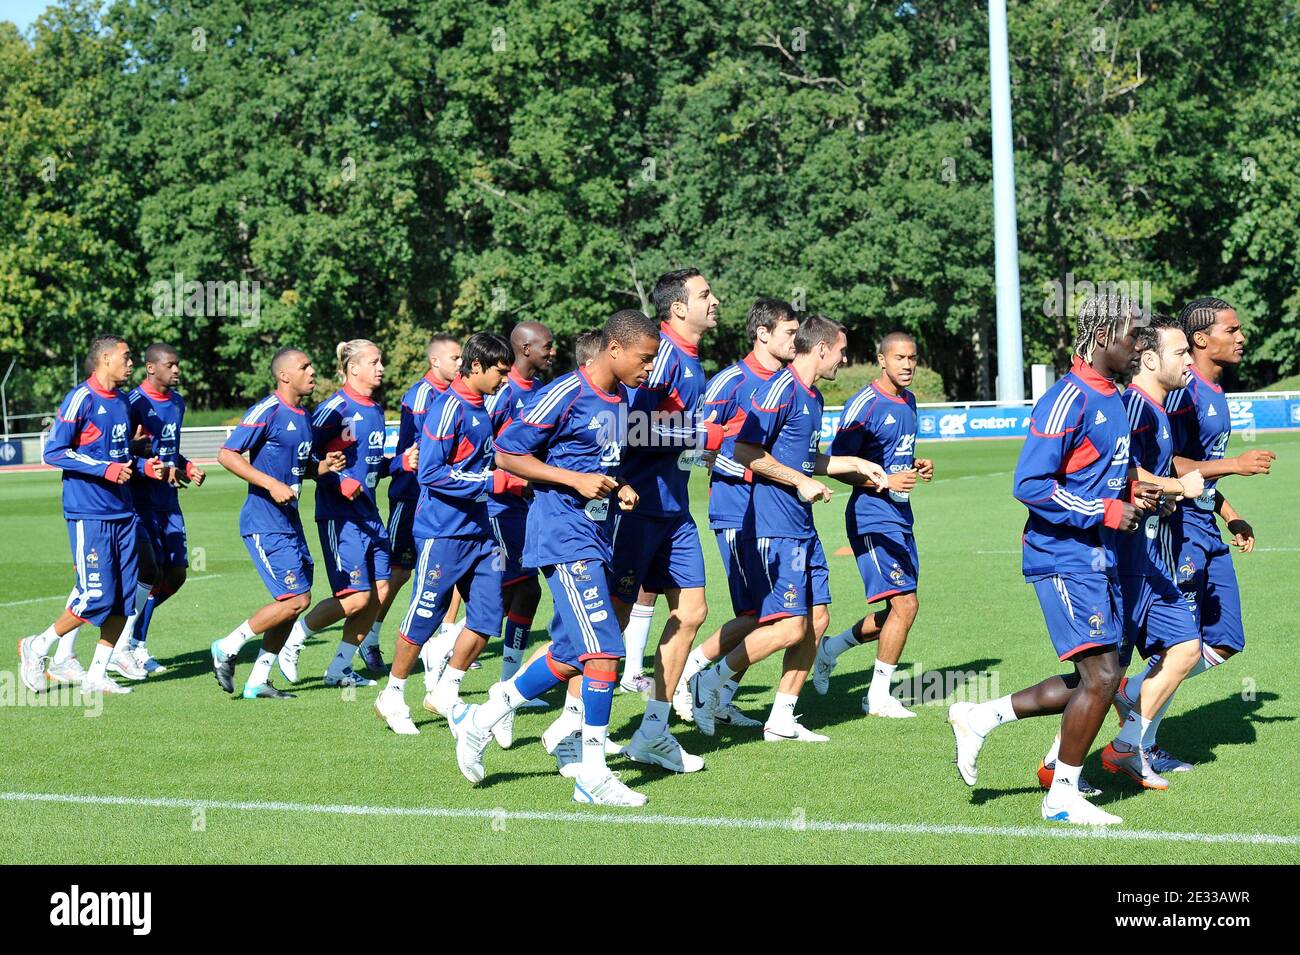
[701,352,780,532]
[830,380,918,535]
[413,377,495,541]
[311,385,388,523]
[44,378,142,521]
[736,366,825,541]
[128,383,191,514]
[221,392,316,536]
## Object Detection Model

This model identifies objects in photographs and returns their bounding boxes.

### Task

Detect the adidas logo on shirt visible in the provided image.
[287,422,296,431]
[98,405,107,414]
[1207,405,1217,417]
[472,416,480,426]
[682,367,693,378]
[1094,410,1107,424]
[801,406,810,415]
[884,413,897,425]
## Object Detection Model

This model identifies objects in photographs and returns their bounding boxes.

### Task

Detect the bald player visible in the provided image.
[359,334,463,673]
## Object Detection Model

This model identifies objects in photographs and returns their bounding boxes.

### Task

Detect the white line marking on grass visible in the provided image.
[2,791,1297,846]
[0,574,226,609]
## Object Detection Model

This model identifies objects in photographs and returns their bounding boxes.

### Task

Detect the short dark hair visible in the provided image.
[86,335,127,375]
[746,298,797,341]
[1135,312,1181,355]
[877,330,916,355]
[794,314,844,356]
[427,333,458,356]
[270,347,306,376]
[601,309,659,349]
[143,342,178,365]
[573,330,602,367]
[1178,297,1233,347]
[461,332,513,374]
[651,268,702,323]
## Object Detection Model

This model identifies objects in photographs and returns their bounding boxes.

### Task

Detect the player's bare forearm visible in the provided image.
[734,442,803,488]
[1214,490,1239,522]
[218,447,275,492]
[1172,455,1239,480]
[1135,466,1184,497]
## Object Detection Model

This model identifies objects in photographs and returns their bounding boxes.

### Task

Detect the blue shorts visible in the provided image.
[1176,524,1244,654]
[752,535,832,623]
[244,530,314,601]
[1030,573,1123,662]
[850,529,919,603]
[139,508,189,569]
[542,558,624,666]
[317,517,391,596]
[386,498,418,569]
[66,516,141,626]
[489,509,535,587]
[398,535,504,646]
[715,527,759,616]
[609,510,707,602]
[1119,573,1199,664]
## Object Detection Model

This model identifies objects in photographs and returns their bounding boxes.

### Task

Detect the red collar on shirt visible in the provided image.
[1128,382,1166,412]
[1190,364,1224,394]
[579,366,621,404]
[660,322,699,358]
[509,367,535,390]
[140,382,171,401]
[424,371,451,393]
[343,383,376,406]
[871,379,908,404]
[742,352,779,380]
[1070,356,1117,395]
[450,375,484,407]
[274,391,306,415]
[86,377,117,399]
[789,365,817,397]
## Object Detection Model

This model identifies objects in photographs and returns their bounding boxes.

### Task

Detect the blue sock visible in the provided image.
[581,666,616,728]
[514,655,563,701]
[504,615,531,653]
[133,592,160,647]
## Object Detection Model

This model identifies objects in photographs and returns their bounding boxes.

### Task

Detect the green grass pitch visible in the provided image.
[1,434,1297,864]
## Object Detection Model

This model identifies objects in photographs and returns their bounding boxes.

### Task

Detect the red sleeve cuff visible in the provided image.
[185,461,199,480]
[104,462,125,482]
[1102,497,1127,529]
[339,476,362,498]
[402,452,415,472]
[144,457,164,480]
[702,421,725,452]
[493,469,526,496]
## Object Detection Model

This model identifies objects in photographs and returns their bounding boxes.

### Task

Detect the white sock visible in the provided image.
[1143,695,1175,749]
[622,602,655,678]
[115,614,138,652]
[968,695,1018,737]
[246,649,275,688]
[326,640,354,675]
[360,619,382,650]
[438,618,465,642]
[580,722,608,773]
[638,699,671,737]
[53,626,80,663]
[767,691,798,732]
[474,680,526,729]
[682,646,711,684]
[1049,759,1081,797]
[87,642,112,682]
[1043,732,1061,765]
[31,624,61,657]
[549,692,583,736]
[437,666,466,703]
[867,658,897,702]
[216,621,256,657]
[384,674,406,697]
[1144,647,1223,747]
[719,679,739,709]
[823,628,860,660]
[134,582,152,615]
[286,617,314,652]
[1116,711,1150,749]
[1185,644,1226,681]
[1121,657,1156,702]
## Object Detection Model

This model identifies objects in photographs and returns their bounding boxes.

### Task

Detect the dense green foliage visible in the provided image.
[2,0,1297,412]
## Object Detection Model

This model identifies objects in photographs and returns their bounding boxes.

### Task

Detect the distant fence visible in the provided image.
[4,391,1299,471]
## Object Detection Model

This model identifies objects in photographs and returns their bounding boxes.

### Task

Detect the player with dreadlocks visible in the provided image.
[1110,298,1275,773]
[947,293,1161,826]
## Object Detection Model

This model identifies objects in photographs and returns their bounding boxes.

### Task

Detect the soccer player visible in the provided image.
[21,336,158,696]
[1111,297,1275,772]
[693,315,887,741]
[212,348,345,698]
[448,309,657,806]
[362,333,461,674]
[281,340,414,688]
[673,298,800,729]
[605,268,734,773]
[1093,314,1204,789]
[122,343,206,675]
[813,331,934,718]
[946,294,1160,826]
[374,333,514,734]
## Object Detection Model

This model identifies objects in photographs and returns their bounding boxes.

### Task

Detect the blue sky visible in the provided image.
[2,0,57,33]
